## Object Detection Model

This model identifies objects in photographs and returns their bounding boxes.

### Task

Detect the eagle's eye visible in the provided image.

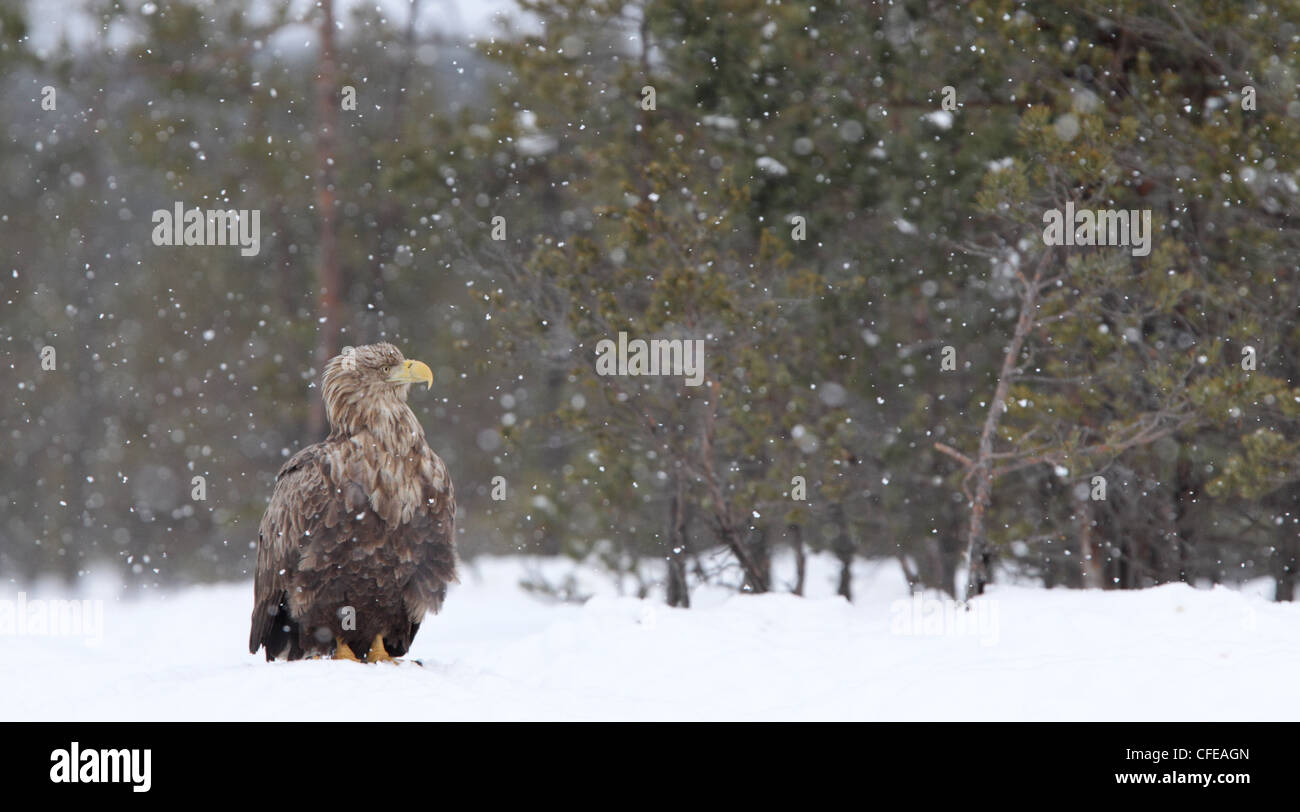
[380,365,391,375]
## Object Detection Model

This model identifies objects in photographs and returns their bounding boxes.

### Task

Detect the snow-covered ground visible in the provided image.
[5,555,1300,721]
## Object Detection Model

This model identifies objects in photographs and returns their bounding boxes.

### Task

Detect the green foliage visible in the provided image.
[3,0,1297,601]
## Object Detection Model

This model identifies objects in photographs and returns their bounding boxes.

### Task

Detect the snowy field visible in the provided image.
[5,555,1300,721]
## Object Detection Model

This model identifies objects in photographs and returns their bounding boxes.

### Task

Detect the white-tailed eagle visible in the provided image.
[249,343,457,662]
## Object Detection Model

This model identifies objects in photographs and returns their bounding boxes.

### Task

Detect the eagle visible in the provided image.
[249,343,458,663]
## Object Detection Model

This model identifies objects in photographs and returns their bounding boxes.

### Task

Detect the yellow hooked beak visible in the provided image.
[387,359,433,390]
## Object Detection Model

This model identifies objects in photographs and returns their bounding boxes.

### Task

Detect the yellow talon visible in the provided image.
[366,634,397,664]
[332,638,361,662]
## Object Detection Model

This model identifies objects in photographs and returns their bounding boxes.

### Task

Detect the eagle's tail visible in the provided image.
[250,593,303,661]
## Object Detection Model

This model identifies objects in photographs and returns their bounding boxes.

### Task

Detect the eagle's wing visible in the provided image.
[248,443,359,656]
[249,440,458,659]
[400,451,459,623]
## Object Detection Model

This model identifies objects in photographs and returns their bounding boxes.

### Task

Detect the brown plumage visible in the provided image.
[249,343,457,662]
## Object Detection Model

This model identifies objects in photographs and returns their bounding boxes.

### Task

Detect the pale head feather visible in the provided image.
[320,342,426,451]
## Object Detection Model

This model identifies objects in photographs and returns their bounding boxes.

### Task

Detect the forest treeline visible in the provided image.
[1,0,1297,603]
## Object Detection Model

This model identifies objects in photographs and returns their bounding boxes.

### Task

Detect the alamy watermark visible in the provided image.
[50,742,151,792]
[1042,202,1151,257]
[151,202,261,256]
[890,592,999,646]
[0,593,104,646]
[595,332,705,386]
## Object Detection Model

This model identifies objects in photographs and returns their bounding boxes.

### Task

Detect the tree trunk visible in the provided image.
[939,524,962,598]
[743,525,772,593]
[789,522,806,596]
[1276,535,1298,602]
[1117,538,1134,589]
[309,0,342,438]
[832,504,854,601]
[1074,483,1104,589]
[962,248,1050,601]
[1273,485,1300,602]
[1172,449,1196,584]
[698,381,768,592]
[666,471,690,607]
[965,471,995,600]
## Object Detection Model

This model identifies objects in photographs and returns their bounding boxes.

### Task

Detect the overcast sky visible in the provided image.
[22,0,531,59]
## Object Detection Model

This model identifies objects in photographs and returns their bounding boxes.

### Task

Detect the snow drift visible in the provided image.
[5,555,1299,721]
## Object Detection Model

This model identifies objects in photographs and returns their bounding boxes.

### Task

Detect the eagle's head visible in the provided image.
[321,342,434,445]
